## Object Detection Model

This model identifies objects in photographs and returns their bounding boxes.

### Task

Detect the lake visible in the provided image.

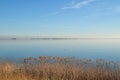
[0,40,120,61]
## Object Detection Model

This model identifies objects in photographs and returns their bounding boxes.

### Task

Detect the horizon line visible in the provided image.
[1,37,120,40]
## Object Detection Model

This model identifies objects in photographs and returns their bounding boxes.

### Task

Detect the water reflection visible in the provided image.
[0,40,120,61]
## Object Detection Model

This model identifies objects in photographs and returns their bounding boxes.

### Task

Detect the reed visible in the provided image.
[0,56,120,80]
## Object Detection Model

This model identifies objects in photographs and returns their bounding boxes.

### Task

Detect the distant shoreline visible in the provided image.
[1,37,120,40]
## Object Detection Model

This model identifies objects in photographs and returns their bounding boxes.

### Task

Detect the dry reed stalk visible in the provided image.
[0,56,120,80]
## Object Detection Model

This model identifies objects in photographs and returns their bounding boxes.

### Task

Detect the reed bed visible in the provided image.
[0,56,120,80]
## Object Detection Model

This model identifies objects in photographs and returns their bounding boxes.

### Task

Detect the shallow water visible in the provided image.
[0,40,120,61]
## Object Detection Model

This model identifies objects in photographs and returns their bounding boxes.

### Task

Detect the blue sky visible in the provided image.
[0,0,120,37]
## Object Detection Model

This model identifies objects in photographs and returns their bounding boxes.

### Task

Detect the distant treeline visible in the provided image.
[1,37,120,40]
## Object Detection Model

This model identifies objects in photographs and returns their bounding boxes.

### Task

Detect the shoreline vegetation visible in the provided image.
[0,56,120,80]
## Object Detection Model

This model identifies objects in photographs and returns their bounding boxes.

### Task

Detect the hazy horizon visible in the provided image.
[1,35,120,39]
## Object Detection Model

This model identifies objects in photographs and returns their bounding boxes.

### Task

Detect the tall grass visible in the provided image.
[0,56,120,80]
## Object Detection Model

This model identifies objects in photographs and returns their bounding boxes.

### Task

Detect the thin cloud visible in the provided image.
[40,0,95,18]
[62,0,95,10]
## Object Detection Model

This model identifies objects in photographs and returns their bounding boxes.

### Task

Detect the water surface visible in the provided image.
[0,40,120,61]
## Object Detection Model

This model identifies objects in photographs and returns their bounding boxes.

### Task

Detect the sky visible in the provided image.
[0,0,120,38]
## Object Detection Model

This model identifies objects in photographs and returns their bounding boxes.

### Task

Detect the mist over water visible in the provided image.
[0,40,120,61]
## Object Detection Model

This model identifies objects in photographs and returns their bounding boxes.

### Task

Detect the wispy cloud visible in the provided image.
[62,0,95,10]
[40,0,95,18]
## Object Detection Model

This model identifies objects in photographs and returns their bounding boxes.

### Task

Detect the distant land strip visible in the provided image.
[1,37,120,40]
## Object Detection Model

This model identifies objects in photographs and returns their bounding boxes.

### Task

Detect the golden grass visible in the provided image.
[0,56,120,80]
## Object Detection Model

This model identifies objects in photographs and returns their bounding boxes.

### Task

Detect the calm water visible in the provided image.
[0,40,120,61]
